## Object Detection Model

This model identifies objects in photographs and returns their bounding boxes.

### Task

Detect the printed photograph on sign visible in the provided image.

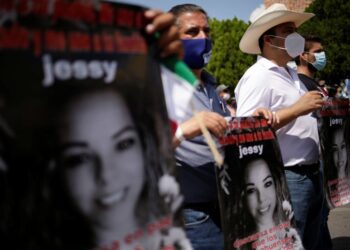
[218,117,303,250]
[0,1,190,249]
[318,98,350,208]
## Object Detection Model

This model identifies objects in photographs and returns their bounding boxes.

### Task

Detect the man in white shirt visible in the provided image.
[235,4,325,250]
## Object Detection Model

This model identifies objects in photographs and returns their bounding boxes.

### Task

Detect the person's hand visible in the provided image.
[252,107,280,126]
[182,111,228,139]
[291,90,324,116]
[272,91,324,130]
[144,10,183,59]
[173,111,227,147]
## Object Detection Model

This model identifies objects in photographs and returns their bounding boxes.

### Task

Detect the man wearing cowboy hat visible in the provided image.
[235,3,325,249]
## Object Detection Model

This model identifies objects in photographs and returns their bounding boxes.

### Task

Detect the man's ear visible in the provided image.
[299,51,309,62]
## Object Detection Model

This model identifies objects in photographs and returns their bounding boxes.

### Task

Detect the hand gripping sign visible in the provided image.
[0,1,190,249]
[217,117,303,250]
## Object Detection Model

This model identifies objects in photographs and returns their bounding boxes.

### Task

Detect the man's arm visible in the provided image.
[172,111,228,147]
[236,71,323,130]
[274,90,324,129]
[235,72,271,117]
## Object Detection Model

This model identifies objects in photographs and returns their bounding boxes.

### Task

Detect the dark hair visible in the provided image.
[295,35,323,65]
[238,155,289,237]
[32,82,174,249]
[169,4,208,24]
[321,117,350,208]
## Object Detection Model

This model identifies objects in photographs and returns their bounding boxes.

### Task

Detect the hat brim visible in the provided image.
[239,10,314,54]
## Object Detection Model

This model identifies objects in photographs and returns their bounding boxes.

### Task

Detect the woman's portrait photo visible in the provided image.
[220,136,302,250]
[331,126,349,180]
[243,158,278,233]
[55,89,146,246]
[321,117,350,207]
[14,77,189,249]
[237,156,302,250]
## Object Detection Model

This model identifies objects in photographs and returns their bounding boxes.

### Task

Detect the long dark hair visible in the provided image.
[321,118,350,207]
[237,155,289,238]
[32,76,174,249]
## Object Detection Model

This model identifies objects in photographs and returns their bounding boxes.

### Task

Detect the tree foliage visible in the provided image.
[206,18,255,90]
[299,0,350,83]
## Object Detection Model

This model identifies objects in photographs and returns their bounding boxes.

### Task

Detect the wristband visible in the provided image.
[175,125,186,142]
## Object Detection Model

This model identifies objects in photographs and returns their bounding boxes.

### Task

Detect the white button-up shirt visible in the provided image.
[235,56,319,167]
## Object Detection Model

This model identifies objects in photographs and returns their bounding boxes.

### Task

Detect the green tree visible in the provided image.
[299,0,350,83]
[206,18,255,91]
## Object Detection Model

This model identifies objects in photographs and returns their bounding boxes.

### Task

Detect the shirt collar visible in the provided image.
[257,56,296,72]
[257,56,281,70]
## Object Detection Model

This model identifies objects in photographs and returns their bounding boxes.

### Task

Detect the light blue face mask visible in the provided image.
[310,51,327,71]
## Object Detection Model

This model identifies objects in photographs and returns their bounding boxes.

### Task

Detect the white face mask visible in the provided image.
[268,32,305,58]
[222,93,231,101]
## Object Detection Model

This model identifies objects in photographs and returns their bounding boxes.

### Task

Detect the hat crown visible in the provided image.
[253,3,288,23]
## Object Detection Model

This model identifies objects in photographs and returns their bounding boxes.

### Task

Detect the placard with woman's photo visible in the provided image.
[0,1,189,249]
[318,98,350,208]
[217,117,303,250]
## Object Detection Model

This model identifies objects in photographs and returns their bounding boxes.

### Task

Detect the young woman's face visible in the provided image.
[57,90,145,231]
[244,159,277,230]
[332,128,347,178]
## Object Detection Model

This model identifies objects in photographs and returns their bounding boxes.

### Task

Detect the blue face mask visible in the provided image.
[310,51,327,71]
[182,38,212,69]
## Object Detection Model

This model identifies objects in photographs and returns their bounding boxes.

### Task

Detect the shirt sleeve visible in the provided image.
[235,70,271,116]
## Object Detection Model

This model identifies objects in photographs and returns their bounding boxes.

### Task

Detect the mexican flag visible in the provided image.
[160,57,199,133]
[160,57,224,166]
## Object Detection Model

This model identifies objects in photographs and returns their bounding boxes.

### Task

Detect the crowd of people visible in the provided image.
[169,2,347,250]
[0,1,349,250]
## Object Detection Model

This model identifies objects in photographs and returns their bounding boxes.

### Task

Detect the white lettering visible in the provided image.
[239,144,264,158]
[89,60,104,79]
[330,118,342,126]
[42,54,53,87]
[72,60,88,80]
[102,61,117,83]
[42,54,118,87]
[54,60,72,81]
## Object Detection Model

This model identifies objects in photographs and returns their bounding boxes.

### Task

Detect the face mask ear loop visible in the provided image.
[301,51,312,64]
[302,52,319,65]
[265,35,286,51]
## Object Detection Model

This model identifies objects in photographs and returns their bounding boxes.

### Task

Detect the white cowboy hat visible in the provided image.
[239,3,314,54]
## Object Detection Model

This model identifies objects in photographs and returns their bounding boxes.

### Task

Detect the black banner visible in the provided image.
[0,1,188,249]
[218,117,303,250]
[318,98,350,208]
